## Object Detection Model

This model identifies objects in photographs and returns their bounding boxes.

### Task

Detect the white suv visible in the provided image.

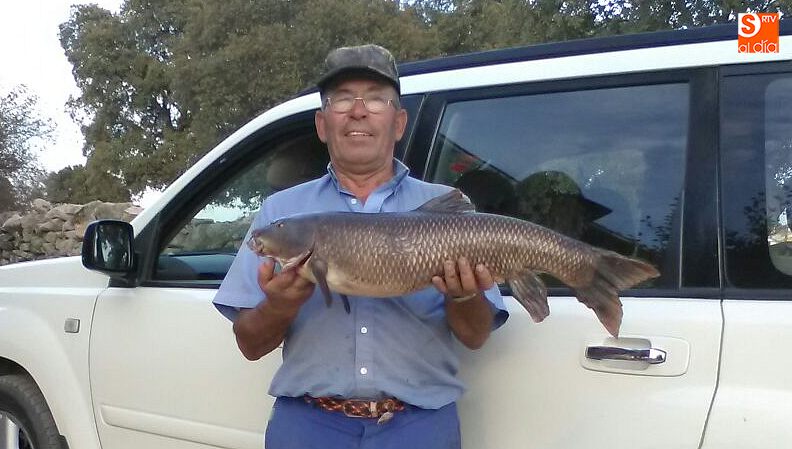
[1,21,791,449]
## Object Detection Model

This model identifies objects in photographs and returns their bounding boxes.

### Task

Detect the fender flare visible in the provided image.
[0,307,102,449]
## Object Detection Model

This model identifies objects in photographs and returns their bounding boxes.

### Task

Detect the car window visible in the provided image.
[429,83,690,288]
[722,71,792,289]
[766,77,792,277]
[153,131,329,282]
[148,95,426,284]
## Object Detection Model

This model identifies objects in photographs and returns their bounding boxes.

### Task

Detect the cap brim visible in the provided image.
[317,67,400,93]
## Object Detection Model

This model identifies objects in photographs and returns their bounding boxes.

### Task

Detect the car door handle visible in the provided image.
[585,346,667,364]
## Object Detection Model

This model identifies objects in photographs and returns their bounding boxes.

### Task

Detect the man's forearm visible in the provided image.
[445,293,493,350]
[233,300,300,361]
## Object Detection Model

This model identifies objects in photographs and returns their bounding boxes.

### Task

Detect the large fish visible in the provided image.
[248,189,659,337]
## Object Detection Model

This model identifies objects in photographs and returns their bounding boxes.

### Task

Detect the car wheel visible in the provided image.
[0,374,62,449]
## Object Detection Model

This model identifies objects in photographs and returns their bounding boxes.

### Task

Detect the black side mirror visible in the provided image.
[82,220,136,277]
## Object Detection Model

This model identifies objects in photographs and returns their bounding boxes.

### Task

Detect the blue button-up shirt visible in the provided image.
[214,160,508,409]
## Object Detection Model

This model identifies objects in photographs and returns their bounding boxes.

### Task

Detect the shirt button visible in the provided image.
[360,367,368,375]
[360,326,368,334]
[350,198,358,205]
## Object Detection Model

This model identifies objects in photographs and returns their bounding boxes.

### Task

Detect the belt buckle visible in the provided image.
[342,400,377,418]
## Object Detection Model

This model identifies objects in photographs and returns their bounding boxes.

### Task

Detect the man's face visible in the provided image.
[315,78,407,174]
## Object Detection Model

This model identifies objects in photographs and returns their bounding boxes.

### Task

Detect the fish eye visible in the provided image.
[276,222,284,228]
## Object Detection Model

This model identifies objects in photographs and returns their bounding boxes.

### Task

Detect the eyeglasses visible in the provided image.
[324,96,395,114]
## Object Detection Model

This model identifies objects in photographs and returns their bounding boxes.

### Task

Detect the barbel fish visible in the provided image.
[248,189,659,337]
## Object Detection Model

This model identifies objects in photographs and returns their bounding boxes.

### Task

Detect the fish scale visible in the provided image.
[249,189,660,337]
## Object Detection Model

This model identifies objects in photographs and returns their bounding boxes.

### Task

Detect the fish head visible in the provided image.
[248,216,317,271]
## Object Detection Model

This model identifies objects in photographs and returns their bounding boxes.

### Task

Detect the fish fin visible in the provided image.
[309,257,334,308]
[573,249,660,337]
[508,271,550,323]
[417,189,475,213]
[340,294,351,314]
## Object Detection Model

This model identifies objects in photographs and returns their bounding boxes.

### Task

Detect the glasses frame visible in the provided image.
[324,96,396,114]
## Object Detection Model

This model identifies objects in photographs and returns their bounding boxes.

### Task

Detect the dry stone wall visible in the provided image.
[0,199,142,266]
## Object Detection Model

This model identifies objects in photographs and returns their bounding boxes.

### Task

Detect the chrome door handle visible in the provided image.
[586,346,666,364]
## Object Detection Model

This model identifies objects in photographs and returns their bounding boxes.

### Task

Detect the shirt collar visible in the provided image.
[326,158,411,195]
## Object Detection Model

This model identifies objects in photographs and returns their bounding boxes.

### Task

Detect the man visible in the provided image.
[214,44,508,449]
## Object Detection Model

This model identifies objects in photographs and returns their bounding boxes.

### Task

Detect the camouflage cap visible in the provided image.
[317,44,400,94]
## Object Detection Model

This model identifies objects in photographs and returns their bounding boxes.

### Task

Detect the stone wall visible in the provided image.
[0,199,142,266]
[164,217,251,256]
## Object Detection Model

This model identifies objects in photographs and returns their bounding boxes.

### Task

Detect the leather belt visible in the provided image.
[304,395,406,424]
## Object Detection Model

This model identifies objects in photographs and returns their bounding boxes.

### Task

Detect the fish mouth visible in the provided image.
[279,250,312,271]
[247,236,269,256]
[246,238,312,271]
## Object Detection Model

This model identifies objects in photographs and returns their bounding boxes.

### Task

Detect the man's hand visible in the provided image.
[431,257,495,300]
[432,257,495,350]
[257,259,314,315]
[233,259,315,360]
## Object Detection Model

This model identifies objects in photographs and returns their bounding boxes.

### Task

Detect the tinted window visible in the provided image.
[430,83,690,287]
[722,72,792,289]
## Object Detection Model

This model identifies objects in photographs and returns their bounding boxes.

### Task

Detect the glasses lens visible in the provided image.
[329,97,354,112]
[328,96,391,113]
[364,97,388,113]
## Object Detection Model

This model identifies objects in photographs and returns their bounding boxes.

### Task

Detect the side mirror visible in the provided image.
[82,220,136,277]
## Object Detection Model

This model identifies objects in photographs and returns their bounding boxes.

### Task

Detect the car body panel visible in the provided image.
[700,300,792,449]
[0,258,107,449]
[458,297,722,449]
[89,287,274,449]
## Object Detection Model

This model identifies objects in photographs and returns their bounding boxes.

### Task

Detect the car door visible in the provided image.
[408,69,723,448]
[701,62,792,448]
[88,94,426,449]
[88,111,330,449]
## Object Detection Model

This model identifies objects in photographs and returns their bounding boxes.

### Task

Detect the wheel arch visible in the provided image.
[0,309,102,449]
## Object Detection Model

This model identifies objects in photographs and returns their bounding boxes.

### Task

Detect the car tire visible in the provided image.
[0,374,63,449]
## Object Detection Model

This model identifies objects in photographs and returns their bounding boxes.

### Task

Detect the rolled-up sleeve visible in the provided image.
[213,201,273,321]
[482,284,509,330]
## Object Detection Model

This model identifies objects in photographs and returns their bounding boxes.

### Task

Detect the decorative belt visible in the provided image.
[304,395,406,424]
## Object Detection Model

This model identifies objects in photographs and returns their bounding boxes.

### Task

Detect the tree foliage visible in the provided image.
[60,0,791,197]
[0,85,52,210]
[44,163,131,204]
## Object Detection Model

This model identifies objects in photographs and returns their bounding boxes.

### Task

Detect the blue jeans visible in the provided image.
[264,396,462,449]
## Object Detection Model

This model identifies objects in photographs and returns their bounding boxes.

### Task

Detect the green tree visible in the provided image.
[60,1,188,196]
[0,85,52,211]
[414,0,601,54]
[60,0,439,197]
[595,0,791,34]
[44,164,130,204]
[417,0,792,54]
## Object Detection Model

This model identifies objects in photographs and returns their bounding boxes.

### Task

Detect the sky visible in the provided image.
[0,0,122,173]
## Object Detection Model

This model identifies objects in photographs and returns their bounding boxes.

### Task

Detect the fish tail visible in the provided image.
[573,249,660,337]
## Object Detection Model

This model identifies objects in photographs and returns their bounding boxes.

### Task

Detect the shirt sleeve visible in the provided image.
[482,284,509,330]
[212,201,274,322]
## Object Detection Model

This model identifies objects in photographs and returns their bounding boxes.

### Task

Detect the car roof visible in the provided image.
[398,20,792,77]
[297,20,791,98]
